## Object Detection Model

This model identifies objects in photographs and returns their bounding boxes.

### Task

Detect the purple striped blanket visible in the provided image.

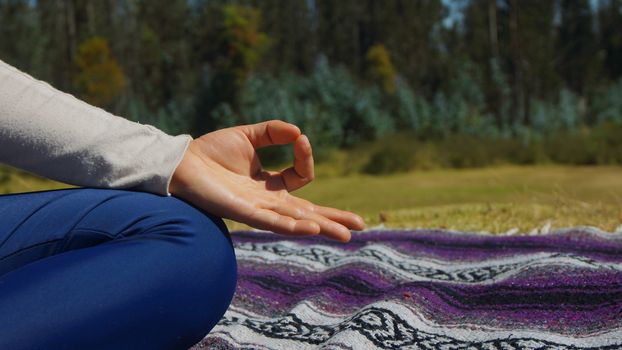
[191,228,622,349]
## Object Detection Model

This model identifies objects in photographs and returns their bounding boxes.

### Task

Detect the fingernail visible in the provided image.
[342,232,352,243]
[356,216,366,230]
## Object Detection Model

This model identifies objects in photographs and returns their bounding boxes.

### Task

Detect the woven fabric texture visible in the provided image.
[192,227,622,350]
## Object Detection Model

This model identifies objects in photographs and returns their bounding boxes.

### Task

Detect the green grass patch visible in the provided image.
[2,164,621,234]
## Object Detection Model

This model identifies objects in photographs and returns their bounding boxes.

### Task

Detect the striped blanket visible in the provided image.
[191,228,622,349]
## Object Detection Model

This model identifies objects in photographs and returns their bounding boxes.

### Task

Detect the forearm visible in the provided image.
[0,59,192,196]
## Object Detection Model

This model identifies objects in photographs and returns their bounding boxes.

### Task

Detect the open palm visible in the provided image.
[168,120,365,242]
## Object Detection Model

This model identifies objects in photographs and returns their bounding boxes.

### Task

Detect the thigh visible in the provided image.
[0,187,231,277]
[0,187,237,349]
[0,188,134,276]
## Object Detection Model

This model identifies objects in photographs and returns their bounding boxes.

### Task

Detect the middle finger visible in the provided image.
[288,196,366,231]
[270,199,352,242]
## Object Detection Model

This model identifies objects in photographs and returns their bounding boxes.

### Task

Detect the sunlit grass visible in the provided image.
[236,165,622,234]
[0,165,76,194]
[2,164,621,234]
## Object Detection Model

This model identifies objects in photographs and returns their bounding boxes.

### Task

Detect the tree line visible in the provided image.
[1,0,622,160]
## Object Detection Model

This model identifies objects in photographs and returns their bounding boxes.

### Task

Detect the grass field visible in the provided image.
[2,164,621,234]
[294,165,622,233]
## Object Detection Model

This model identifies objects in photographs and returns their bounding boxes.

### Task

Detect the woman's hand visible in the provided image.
[168,120,366,242]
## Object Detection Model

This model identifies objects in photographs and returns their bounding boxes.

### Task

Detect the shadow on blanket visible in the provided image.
[191,228,622,350]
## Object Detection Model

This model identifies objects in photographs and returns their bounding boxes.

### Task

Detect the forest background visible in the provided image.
[2,0,622,231]
[2,0,622,174]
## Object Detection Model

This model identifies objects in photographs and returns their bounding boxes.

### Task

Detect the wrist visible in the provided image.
[169,140,201,197]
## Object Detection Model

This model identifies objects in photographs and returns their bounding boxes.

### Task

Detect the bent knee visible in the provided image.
[172,211,238,343]
[124,192,238,303]
[148,197,238,343]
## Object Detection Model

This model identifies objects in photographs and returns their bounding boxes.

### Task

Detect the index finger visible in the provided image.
[280,134,314,192]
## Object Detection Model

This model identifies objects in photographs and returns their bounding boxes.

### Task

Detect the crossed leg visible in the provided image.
[0,187,237,350]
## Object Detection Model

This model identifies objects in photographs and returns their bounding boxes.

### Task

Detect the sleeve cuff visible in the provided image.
[164,133,193,197]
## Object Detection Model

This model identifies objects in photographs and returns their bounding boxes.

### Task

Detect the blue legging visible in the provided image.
[0,187,237,349]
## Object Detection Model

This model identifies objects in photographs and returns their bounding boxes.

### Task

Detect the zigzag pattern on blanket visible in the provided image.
[192,228,622,350]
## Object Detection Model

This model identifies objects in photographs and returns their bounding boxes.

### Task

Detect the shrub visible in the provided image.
[73,37,126,108]
[233,57,396,165]
[125,96,195,135]
[365,44,396,94]
[590,77,622,125]
[393,77,433,133]
[362,142,417,175]
[544,128,598,165]
[581,123,622,164]
[492,138,546,165]
[439,135,495,168]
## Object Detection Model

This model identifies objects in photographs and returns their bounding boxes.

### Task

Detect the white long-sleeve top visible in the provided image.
[0,59,193,196]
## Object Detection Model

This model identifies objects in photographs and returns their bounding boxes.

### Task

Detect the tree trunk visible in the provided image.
[64,0,76,63]
[488,0,498,58]
[508,0,528,126]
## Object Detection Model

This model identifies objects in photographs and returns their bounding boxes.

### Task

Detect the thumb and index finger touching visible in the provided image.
[240,120,314,192]
[238,119,367,240]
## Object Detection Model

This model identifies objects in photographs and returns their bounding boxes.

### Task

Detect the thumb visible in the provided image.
[240,119,301,149]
